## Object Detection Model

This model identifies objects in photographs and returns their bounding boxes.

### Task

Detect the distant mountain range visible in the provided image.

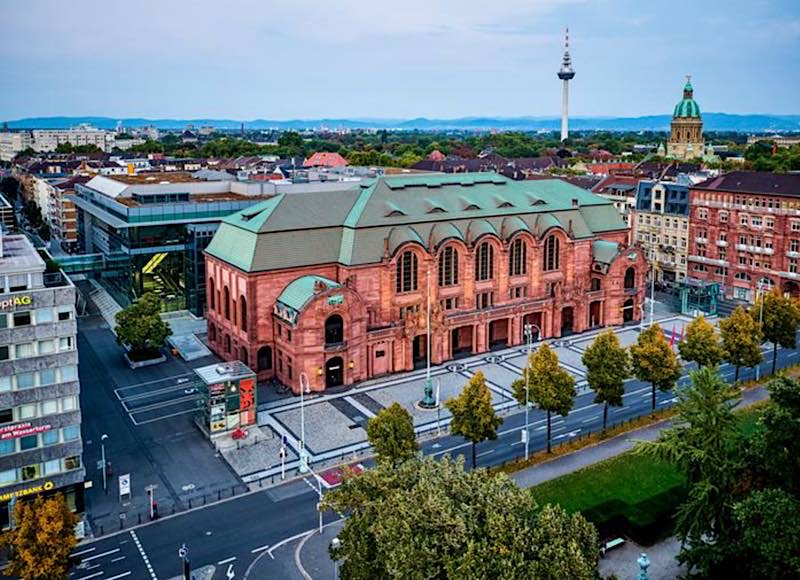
[5,114,800,133]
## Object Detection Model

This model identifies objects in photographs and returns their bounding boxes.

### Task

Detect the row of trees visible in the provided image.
[636,369,800,578]
[335,402,599,579]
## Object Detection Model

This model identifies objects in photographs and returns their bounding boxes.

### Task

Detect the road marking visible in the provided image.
[130,407,199,426]
[82,548,120,562]
[106,573,132,580]
[267,530,313,559]
[111,556,126,563]
[130,530,158,580]
[344,396,377,419]
[71,547,96,557]
[477,449,495,458]
[250,544,270,554]
[73,572,103,580]
[789,352,798,358]
[581,417,596,424]
[218,556,237,565]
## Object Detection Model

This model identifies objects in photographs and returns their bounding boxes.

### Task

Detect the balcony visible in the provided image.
[694,237,708,245]
[324,340,348,353]
[716,240,728,247]
[786,251,800,259]
[734,244,774,255]
[779,271,800,281]
[688,255,729,267]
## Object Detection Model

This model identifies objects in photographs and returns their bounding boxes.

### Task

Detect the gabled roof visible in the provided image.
[692,171,800,197]
[303,152,348,168]
[592,240,620,264]
[206,173,628,273]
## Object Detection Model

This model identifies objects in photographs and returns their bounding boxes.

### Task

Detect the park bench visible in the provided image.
[600,537,626,557]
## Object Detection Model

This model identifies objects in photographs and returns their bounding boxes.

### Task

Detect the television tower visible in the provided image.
[557,28,575,142]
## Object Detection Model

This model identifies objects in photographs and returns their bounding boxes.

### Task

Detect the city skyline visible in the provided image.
[2,0,799,120]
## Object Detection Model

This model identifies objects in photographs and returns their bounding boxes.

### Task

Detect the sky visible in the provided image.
[2,0,799,120]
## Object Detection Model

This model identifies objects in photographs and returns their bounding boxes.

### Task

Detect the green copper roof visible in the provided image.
[276,275,340,312]
[674,98,701,118]
[205,173,629,273]
[592,240,620,264]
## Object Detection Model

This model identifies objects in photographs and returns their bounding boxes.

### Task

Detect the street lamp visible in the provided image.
[330,537,342,580]
[755,280,766,381]
[299,373,310,473]
[100,434,109,494]
[522,323,541,461]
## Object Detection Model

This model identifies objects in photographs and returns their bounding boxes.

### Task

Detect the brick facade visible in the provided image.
[206,229,646,394]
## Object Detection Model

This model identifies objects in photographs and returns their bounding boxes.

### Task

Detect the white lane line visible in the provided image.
[267,530,313,559]
[344,396,377,419]
[83,548,120,562]
[130,530,158,580]
[581,416,596,424]
[74,572,103,580]
[477,449,495,458]
[217,556,237,565]
[788,352,799,358]
[111,556,127,563]
[106,573,132,580]
[71,547,96,558]
[250,544,270,554]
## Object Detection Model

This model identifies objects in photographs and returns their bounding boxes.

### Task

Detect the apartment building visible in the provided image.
[32,126,112,153]
[0,232,84,528]
[0,132,33,162]
[633,180,691,284]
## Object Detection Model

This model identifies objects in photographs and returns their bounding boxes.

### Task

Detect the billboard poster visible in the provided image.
[239,378,255,426]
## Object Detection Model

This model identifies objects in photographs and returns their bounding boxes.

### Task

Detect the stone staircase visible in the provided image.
[87,279,124,333]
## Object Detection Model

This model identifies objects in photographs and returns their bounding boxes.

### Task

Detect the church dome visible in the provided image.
[673,78,701,118]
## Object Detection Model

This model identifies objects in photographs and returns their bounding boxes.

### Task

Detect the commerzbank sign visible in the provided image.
[0,295,32,311]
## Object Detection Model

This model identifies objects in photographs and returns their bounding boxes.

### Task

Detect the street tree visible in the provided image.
[114,292,172,361]
[366,402,418,467]
[582,330,630,431]
[526,344,576,453]
[446,371,503,468]
[0,493,78,580]
[630,323,682,412]
[759,376,800,493]
[719,306,763,382]
[753,289,800,375]
[635,366,742,574]
[322,456,599,580]
[678,315,724,368]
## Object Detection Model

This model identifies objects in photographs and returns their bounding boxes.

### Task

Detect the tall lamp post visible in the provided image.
[298,373,310,473]
[522,323,541,461]
[755,280,765,381]
[100,433,109,494]
[419,268,437,409]
[330,537,342,580]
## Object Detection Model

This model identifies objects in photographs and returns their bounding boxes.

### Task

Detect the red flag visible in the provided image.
[670,325,676,347]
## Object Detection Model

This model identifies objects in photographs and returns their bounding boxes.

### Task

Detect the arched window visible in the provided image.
[240,346,249,366]
[624,267,636,290]
[591,278,601,291]
[438,246,459,287]
[325,314,344,346]
[395,250,418,293]
[475,241,494,281]
[509,238,527,277]
[223,286,231,320]
[224,334,231,353]
[240,297,247,331]
[208,277,215,310]
[543,235,560,272]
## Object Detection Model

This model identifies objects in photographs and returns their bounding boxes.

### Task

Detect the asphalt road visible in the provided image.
[72,341,798,580]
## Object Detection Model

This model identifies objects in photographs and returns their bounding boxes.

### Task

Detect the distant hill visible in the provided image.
[5,114,800,132]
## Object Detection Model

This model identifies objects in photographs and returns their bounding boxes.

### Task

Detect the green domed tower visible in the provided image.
[667,76,704,160]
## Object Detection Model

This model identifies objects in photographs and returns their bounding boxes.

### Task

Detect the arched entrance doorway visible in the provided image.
[784,280,800,298]
[451,326,473,359]
[622,298,635,323]
[412,335,427,369]
[523,312,543,342]
[588,301,602,328]
[257,346,272,371]
[325,356,344,388]
[488,319,509,350]
[324,314,344,346]
[560,307,574,336]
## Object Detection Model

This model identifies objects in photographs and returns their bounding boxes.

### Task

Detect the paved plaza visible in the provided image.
[227,313,700,483]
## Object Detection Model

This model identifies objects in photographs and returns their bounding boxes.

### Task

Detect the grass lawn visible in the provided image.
[531,452,686,543]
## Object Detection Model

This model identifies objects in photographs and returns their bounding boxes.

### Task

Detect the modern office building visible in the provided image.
[0,231,83,528]
[633,180,691,284]
[205,173,647,394]
[688,171,800,301]
[70,173,359,315]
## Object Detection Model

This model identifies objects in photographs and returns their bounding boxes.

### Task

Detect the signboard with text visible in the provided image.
[0,422,52,440]
[118,473,131,497]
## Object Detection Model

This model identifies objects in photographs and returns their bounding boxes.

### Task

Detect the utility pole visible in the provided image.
[299,373,309,473]
[522,323,541,461]
[100,434,109,494]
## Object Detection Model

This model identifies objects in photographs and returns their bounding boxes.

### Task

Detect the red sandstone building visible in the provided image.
[687,171,800,302]
[204,173,647,393]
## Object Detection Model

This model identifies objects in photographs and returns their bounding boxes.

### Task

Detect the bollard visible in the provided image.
[189,498,192,509]
[138,513,142,524]
[218,490,221,500]
[203,495,207,505]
